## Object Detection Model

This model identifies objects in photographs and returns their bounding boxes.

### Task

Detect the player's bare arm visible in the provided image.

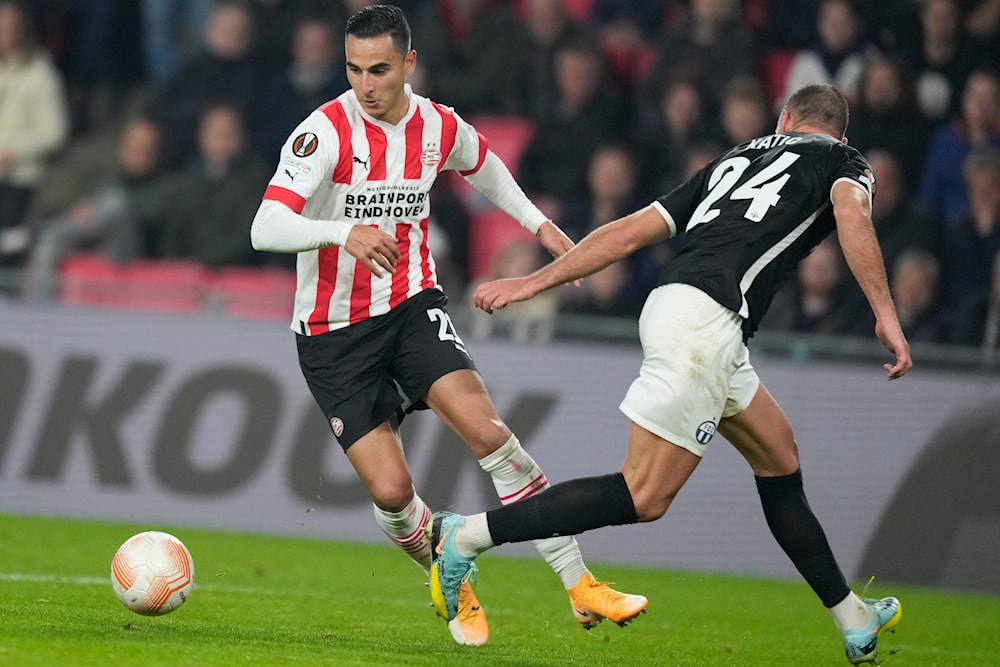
[535,220,575,259]
[831,180,912,380]
[474,205,671,314]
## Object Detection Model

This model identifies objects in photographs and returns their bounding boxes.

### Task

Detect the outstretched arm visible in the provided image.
[473,205,671,313]
[463,151,575,259]
[832,181,912,380]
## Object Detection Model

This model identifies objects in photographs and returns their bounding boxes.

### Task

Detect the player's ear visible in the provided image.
[405,49,416,76]
[776,109,789,133]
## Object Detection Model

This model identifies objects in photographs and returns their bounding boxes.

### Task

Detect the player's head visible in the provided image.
[780,83,850,139]
[345,4,411,57]
[344,5,416,124]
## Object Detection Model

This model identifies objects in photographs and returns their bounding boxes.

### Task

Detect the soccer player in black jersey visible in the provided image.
[427,83,912,665]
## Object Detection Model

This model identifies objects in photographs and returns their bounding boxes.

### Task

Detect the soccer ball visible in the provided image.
[111,531,194,616]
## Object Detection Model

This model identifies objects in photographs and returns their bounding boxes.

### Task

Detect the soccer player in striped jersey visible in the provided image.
[249,4,646,646]
[430,83,912,664]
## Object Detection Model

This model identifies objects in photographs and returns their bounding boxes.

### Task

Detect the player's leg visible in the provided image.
[344,417,432,570]
[295,317,484,644]
[425,366,648,628]
[719,383,901,664]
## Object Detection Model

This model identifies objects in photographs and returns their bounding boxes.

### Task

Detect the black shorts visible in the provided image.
[296,288,476,450]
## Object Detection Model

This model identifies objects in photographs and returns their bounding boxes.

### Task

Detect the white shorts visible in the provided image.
[619,283,760,457]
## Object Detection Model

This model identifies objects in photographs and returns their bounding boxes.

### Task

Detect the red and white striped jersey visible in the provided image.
[261,84,487,335]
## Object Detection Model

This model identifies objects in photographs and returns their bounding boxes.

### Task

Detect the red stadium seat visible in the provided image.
[469,115,535,178]
[562,0,597,21]
[468,207,538,280]
[761,49,796,108]
[58,253,125,306]
[454,115,537,212]
[209,267,297,320]
[120,259,212,313]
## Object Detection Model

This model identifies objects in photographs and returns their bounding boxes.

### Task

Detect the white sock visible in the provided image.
[456,512,493,556]
[829,592,873,631]
[372,491,432,574]
[479,434,590,589]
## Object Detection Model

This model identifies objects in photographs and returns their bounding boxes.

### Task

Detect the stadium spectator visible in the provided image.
[950,246,1000,349]
[635,77,717,198]
[248,4,645,647]
[410,0,529,116]
[718,75,773,147]
[895,0,986,122]
[864,149,944,276]
[162,103,270,268]
[517,39,626,219]
[140,0,217,84]
[442,83,910,667]
[464,237,556,343]
[37,0,135,134]
[0,0,69,271]
[517,0,590,120]
[557,142,658,318]
[249,14,348,161]
[847,55,932,188]
[941,147,1000,304]
[890,248,951,343]
[962,0,1000,54]
[640,0,756,114]
[760,237,872,336]
[918,68,1000,228]
[144,0,262,171]
[586,0,671,41]
[22,116,167,301]
[779,0,874,108]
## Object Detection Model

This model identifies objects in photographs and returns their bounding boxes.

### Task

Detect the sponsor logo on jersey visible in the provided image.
[352,155,370,170]
[420,142,441,166]
[330,417,345,438]
[695,420,717,445]
[281,156,313,174]
[292,132,319,157]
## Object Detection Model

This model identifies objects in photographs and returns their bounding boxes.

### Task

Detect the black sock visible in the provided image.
[486,472,637,545]
[755,469,850,607]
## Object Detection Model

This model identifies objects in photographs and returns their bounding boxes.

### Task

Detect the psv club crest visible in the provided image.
[420,142,441,166]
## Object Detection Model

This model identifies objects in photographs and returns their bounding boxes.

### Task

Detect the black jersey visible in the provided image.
[654,132,874,340]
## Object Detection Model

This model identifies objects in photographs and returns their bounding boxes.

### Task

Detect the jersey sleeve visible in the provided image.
[652,164,714,236]
[261,109,339,214]
[829,143,875,208]
[443,108,488,175]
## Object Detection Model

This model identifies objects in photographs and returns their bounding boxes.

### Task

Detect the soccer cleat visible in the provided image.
[567,573,648,629]
[426,511,478,622]
[446,580,489,646]
[842,596,902,665]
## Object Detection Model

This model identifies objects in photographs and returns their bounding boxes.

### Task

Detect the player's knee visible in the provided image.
[462,421,512,458]
[368,480,414,513]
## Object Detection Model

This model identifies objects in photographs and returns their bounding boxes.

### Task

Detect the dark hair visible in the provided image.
[784,83,849,137]
[344,4,410,56]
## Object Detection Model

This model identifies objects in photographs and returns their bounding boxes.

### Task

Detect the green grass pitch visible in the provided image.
[1,514,997,666]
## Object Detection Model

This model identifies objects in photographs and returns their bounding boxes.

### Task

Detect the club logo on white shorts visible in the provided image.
[330,417,345,437]
[695,420,716,445]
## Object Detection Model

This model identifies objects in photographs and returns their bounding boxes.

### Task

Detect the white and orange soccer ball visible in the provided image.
[111,531,194,616]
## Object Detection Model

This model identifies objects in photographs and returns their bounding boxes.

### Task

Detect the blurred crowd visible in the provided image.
[0,0,999,351]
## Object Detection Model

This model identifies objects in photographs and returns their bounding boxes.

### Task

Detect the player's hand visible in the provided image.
[536,221,581,287]
[473,277,537,314]
[343,225,400,278]
[875,319,912,380]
